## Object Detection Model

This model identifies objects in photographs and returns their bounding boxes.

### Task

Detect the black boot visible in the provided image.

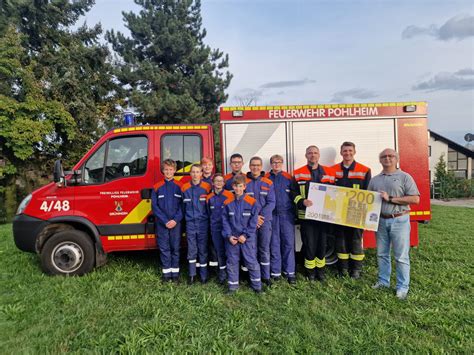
[315,267,325,282]
[350,260,362,279]
[337,259,349,277]
[306,268,316,281]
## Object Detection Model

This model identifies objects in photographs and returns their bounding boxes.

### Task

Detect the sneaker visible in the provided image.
[271,276,281,282]
[372,281,389,290]
[262,279,273,287]
[287,277,297,285]
[253,288,263,294]
[396,290,408,300]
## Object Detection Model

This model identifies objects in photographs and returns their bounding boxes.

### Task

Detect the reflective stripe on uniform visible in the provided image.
[162,268,172,274]
[350,253,365,261]
[315,257,326,268]
[209,261,218,266]
[348,172,367,178]
[171,268,180,273]
[304,258,316,269]
[337,253,350,260]
[294,173,311,180]
[294,195,303,204]
[299,185,306,198]
[189,259,197,263]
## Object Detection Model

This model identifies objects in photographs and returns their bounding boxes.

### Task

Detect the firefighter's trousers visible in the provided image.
[226,239,262,291]
[186,229,208,281]
[211,229,227,282]
[257,222,272,280]
[301,220,327,272]
[156,223,181,279]
[270,214,296,278]
[335,225,364,271]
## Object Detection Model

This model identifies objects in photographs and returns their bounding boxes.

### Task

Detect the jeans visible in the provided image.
[376,214,411,292]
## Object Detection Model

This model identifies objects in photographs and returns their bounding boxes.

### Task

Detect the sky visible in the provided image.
[83,0,474,145]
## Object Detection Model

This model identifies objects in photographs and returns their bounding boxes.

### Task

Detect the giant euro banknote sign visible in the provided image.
[305,183,382,231]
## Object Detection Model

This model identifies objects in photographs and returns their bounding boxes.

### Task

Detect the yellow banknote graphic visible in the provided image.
[305,183,382,231]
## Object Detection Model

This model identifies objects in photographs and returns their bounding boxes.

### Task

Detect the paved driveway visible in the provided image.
[431,198,474,208]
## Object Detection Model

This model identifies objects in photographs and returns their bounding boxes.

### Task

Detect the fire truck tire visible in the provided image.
[40,230,95,276]
[325,234,338,266]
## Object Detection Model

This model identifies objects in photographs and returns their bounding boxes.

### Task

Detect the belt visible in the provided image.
[380,211,409,219]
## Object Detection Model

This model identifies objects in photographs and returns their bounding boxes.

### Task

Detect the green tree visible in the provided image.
[437,153,474,198]
[106,0,232,125]
[1,0,122,164]
[0,26,75,220]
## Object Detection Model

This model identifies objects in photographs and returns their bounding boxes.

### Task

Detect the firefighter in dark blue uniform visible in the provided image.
[222,174,262,294]
[151,159,183,282]
[206,173,233,284]
[181,164,211,284]
[266,154,297,284]
[246,156,276,286]
[293,145,336,281]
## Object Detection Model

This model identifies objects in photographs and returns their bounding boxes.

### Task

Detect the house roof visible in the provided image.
[429,130,474,158]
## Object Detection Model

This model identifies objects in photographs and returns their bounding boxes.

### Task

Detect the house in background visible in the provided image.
[428,130,474,183]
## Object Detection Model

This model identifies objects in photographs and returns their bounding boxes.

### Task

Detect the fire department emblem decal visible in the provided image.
[115,201,123,212]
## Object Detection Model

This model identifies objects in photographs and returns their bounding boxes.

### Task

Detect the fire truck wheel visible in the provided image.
[40,230,95,276]
[325,234,338,265]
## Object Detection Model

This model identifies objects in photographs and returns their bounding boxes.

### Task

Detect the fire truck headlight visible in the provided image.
[232,110,243,118]
[403,105,417,112]
[16,194,32,215]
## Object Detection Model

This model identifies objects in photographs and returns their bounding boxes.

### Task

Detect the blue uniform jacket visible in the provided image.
[206,189,234,234]
[266,170,296,216]
[222,194,258,241]
[151,179,183,227]
[245,172,276,222]
[181,181,211,231]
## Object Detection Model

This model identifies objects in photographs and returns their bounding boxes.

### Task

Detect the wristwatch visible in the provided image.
[389,196,394,203]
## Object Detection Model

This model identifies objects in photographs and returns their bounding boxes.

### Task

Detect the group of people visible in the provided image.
[152,142,419,299]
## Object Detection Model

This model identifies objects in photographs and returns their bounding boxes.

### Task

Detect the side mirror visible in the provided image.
[53,159,64,183]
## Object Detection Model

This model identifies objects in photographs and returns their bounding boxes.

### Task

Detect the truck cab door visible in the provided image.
[74,134,154,252]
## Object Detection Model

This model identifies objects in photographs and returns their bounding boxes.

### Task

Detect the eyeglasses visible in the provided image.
[271,161,283,165]
[380,155,396,159]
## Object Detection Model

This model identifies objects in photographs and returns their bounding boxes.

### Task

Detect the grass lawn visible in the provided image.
[1,205,473,353]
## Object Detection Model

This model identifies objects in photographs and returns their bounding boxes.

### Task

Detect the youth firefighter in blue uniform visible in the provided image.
[201,156,218,272]
[266,154,297,284]
[222,174,262,294]
[151,159,183,282]
[293,145,336,281]
[181,164,212,284]
[246,156,276,286]
[331,142,371,278]
[206,173,233,284]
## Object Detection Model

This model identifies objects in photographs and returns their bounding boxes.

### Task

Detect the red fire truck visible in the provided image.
[13,101,430,275]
